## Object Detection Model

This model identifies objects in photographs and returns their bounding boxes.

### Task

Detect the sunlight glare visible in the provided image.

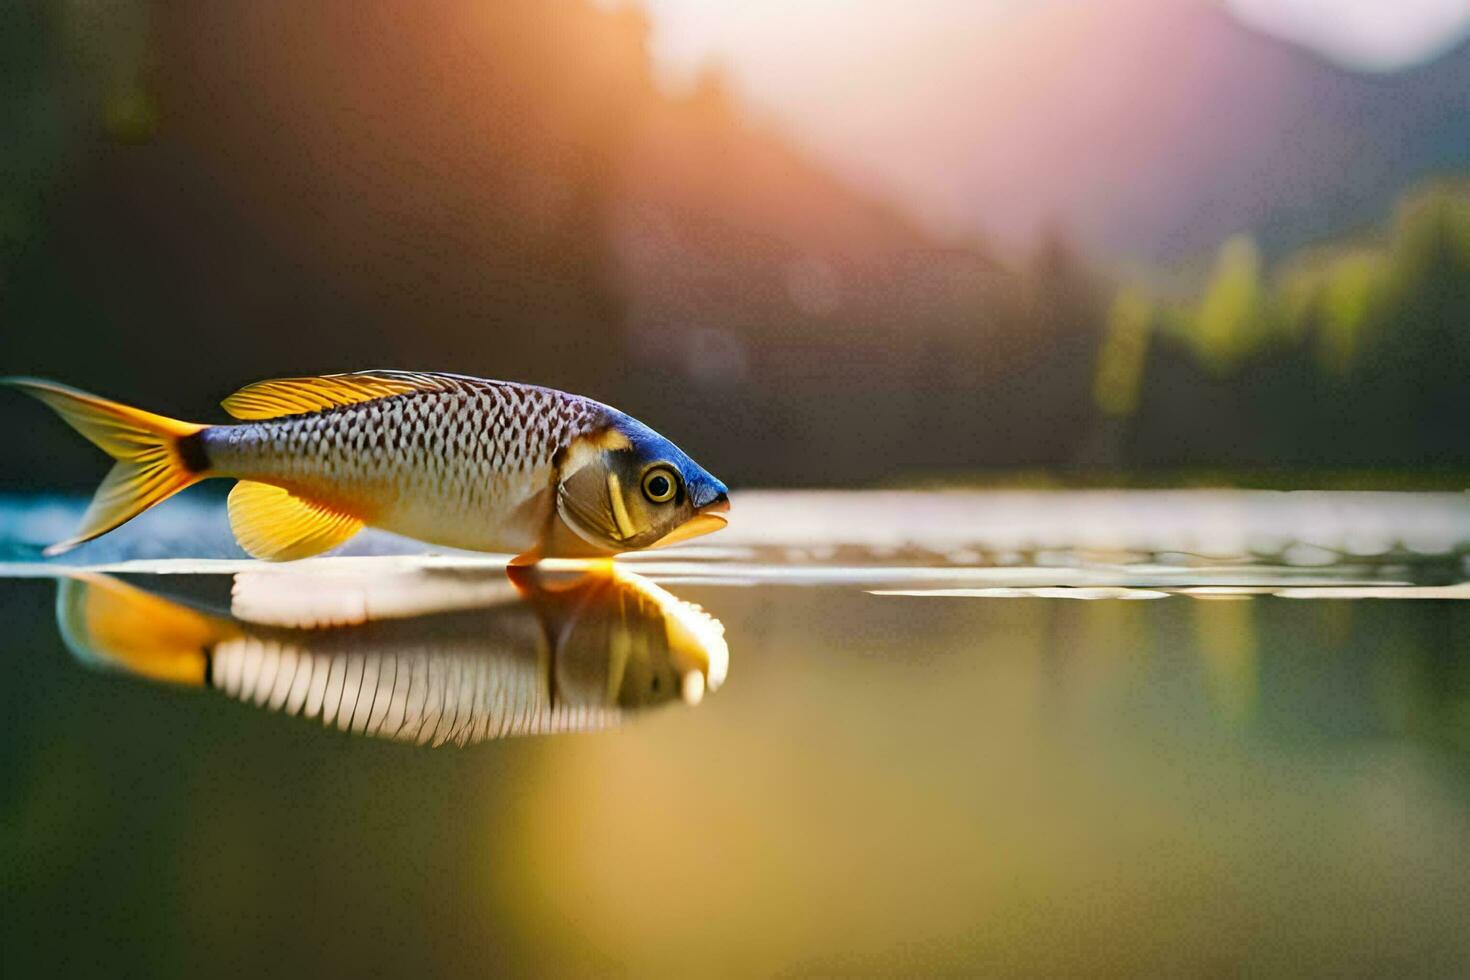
[1226,0,1470,71]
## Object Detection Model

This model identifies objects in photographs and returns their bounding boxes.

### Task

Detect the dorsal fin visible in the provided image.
[227,481,365,561]
[221,371,453,420]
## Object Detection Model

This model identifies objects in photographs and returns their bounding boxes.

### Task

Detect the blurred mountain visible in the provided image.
[913,0,1470,262]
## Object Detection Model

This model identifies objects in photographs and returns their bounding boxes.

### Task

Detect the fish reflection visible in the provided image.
[56,564,728,745]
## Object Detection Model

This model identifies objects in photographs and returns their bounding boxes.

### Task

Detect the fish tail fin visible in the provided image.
[3,378,210,555]
[56,573,234,686]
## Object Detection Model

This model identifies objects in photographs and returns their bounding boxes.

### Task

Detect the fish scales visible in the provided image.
[205,380,607,553]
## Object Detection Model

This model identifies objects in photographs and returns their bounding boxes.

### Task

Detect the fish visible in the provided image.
[2,371,729,561]
[54,563,729,745]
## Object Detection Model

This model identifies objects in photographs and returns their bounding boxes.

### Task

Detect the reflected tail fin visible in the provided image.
[56,573,236,686]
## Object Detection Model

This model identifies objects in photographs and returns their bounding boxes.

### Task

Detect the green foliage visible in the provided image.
[1118,181,1470,469]
[1314,251,1384,376]
[1162,183,1470,377]
[1093,287,1153,417]
[1192,235,1267,373]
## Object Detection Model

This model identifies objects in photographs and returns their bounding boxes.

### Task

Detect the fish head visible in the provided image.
[551,412,729,556]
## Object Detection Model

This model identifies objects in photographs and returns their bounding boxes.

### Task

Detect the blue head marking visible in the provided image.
[607,412,727,509]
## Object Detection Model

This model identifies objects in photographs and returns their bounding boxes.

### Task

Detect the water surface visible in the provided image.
[3,490,1469,975]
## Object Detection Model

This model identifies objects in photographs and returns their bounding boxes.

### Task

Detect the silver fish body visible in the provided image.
[203,376,606,554]
[5,370,729,560]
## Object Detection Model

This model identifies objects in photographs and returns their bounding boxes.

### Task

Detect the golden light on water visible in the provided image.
[480,590,1470,974]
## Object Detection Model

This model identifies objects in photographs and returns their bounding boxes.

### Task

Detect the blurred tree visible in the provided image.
[1127,182,1470,474]
[1193,235,1267,374]
[1093,287,1153,419]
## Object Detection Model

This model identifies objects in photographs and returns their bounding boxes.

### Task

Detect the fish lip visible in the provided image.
[648,512,728,549]
[702,492,730,515]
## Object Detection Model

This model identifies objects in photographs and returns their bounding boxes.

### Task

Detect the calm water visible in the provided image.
[4,491,1470,976]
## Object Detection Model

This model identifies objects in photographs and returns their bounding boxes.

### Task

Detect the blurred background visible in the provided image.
[4,0,1470,488]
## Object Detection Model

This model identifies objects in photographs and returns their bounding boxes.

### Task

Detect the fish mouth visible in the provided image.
[650,496,730,549]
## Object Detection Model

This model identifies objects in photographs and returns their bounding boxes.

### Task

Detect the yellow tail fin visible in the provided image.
[56,573,237,686]
[3,378,208,555]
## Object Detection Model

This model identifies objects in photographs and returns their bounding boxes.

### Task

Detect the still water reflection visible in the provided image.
[4,535,1470,975]
[57,565,727,745]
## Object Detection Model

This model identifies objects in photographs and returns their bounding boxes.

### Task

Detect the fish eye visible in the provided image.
[641,466,678,503]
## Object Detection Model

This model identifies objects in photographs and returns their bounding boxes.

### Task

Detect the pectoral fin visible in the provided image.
[227,481,364,561]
